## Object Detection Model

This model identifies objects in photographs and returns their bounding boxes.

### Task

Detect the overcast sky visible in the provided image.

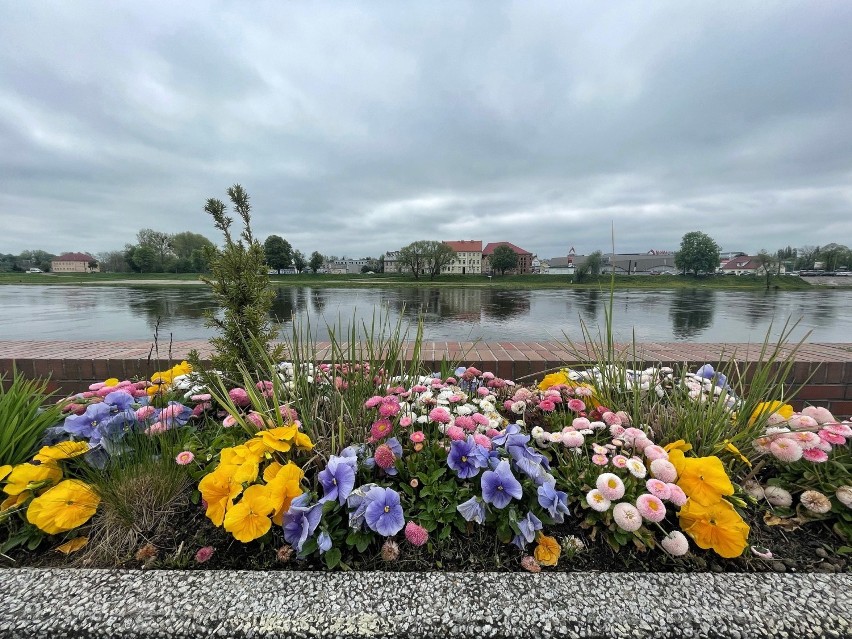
[2,1,851,260]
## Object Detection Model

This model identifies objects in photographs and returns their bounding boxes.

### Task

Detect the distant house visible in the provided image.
[442,240,483,275]
[383,251,402,274]
[545,256,575,275]
[50,252,99,273]
[482,242,533,274]
[719,256,784,276]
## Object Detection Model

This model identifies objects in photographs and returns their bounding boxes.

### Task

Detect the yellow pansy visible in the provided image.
[722,440,752,468]
[538,371,569,390]
[26,480,100,534]
[260,425,298,452]
[56,537,89,554]
[664,439,693,454]
[3,463,62,496]
[103,378,120,387]
[533,533,561,567]
[33,441,90,464]
[749,401,794,425]
[1,492,31,512]
[0,465,12,482]
[676,455,734,506]
[265,461,304,525]
[199,469,243,526]
[679,498,750,558]
[223,484,275,542]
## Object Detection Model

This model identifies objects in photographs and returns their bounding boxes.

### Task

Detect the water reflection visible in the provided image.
[481,289,530,320]
[2,285,851,343]
[669,289,716,339]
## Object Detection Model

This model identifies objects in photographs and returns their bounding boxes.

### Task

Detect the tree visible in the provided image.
[426,242,457,280]
[97,251,130,273]
[397,241,429,280]
[131,245,157,273]
[263,235,293,274]
[490,245,519,275]
[137,229,174,272]
[194,184,281,376]
[574,250,604,282]
[18,250,55,272]
[292,250,307,273]
[308,251,324,274]
[171,232,214,260]
[756,250,776,289]
[674,231,720,276]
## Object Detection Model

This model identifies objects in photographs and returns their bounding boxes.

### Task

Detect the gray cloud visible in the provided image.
[1,1,851,260]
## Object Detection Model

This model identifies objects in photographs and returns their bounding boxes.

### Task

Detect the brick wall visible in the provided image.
[1,340,850,417]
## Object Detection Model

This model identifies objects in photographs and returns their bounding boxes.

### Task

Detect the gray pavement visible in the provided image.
[0,568,849,638]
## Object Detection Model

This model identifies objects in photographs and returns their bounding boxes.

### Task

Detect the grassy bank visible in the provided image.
[0,272,827,290]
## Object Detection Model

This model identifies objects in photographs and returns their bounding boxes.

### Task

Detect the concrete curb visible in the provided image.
[0,569,848,638]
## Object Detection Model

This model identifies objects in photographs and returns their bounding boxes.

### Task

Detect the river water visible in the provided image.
[1,285,849,343]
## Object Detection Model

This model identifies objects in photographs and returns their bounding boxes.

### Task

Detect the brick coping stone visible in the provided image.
[0,569,848,638]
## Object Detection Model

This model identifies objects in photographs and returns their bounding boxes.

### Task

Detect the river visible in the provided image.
[1,285,849,343]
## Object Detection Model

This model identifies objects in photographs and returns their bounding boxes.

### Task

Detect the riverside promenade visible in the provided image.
[2,340,851,416]
[0,569,848,638]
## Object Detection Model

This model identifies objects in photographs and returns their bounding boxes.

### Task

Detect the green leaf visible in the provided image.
[324,548,341,569]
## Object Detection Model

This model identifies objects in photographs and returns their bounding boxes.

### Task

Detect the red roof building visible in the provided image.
[51,252,99,273]
[441,240,483,275]
[482,242,533,274]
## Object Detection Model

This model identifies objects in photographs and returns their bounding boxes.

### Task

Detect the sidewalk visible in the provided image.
[0,568,848,638]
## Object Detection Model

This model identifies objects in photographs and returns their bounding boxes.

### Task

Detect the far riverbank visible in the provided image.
[0,272,836,291]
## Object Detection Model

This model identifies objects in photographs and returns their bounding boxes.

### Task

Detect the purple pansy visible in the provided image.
[282,494,323,552]
[317,531,332,554]
[537,480,570,523]
[63,402,113,443]
[517,511,543,544]
[447,436,489,479]
[481,460,523,509]
[318,455,356,506]
[363,487,405,537]
[457,496,487,524]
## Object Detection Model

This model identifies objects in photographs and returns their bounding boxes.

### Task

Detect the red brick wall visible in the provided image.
[1,341,850,417]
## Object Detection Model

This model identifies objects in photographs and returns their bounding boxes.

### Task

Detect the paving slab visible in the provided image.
[0,569,848,638]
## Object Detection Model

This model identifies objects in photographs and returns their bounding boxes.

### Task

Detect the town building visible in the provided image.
[383,251,402,273]
[719,256,785,276]
[441,240,483,275]
[326,258,373,275]
[482,242,533,274]
[50,252,99,273]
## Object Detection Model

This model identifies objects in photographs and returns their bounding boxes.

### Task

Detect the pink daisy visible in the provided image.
[592,454,608,466]
[175,451,195,465]
[612,502,643,532]
[379,402,401,418]
[586,489,611,512]
[195,546,215,563]
[636,494,667,522]
[667,484,688,506]
[769,438,803,463]
[650,459,677,483]
[539,400,556,412]
[409,431,425,443]
[404,521,429,546]
[825,422,852,437]
[135,405,156,421]
[596,473,626,500]
[643,445,669,462]
[374,444,396,469]
[612,454,628,468]
[472,413,490,426]
[446,425,466,441]
[567,398,586,412]
[784,431,821,449]
[228,388,250,407]
[429,407,452,424]
[399,416,413,428]
[473,434,492,450]
[370,419,393,441]
[818,429,846,445]
[454,415,476,431]
[646,478,672,500]
[573,417,592,430]
[802,447,829,463]
[561,431,584,448]
[661,531,689,556]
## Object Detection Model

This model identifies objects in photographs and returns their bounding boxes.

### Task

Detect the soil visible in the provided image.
[6,500,847,575]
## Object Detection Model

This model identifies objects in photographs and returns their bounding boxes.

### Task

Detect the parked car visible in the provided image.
[26,268,43,273]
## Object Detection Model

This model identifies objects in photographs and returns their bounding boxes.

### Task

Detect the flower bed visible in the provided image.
[1,357,850,575]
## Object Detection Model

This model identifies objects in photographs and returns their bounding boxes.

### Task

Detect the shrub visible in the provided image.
[0,371,63,466]
[194,184,283,378]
